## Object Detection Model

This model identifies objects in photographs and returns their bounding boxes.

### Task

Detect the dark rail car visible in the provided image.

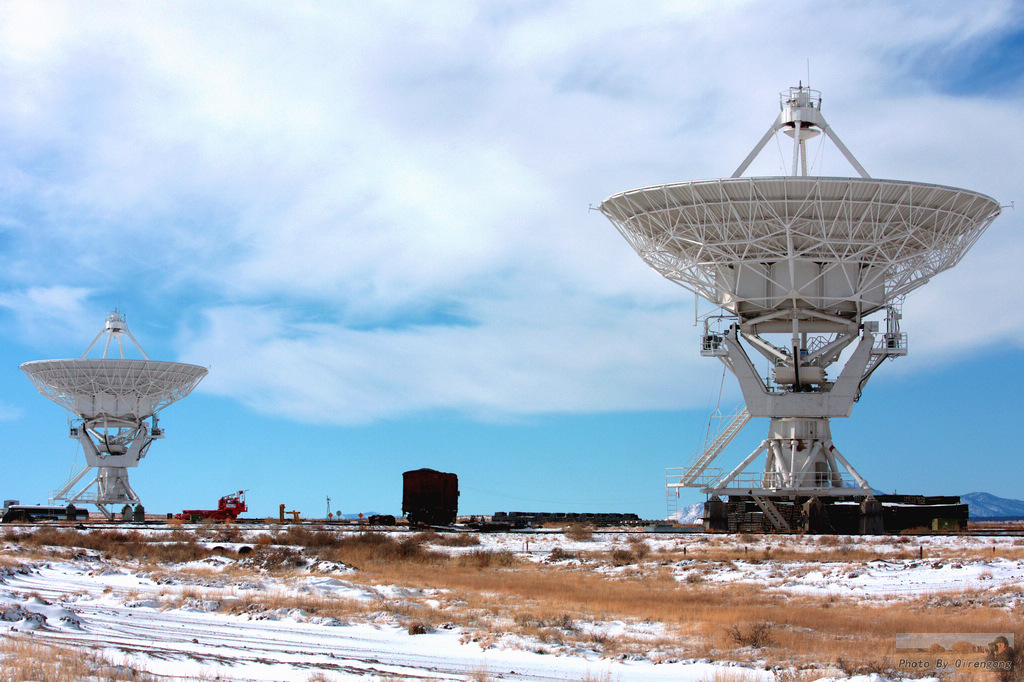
[2,504,89,523]
[493,511,641,527]
[402,469,459,525]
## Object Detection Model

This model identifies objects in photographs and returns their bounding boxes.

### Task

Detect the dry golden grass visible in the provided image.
[330,539,1022,668]
[412,529,482,547]
[0,553,26,570]
[701,669,772,682]
[0,636,156,682]
[465,664,494,681]
[6,526,211,563]
[229,588,374,621]
[6,525,1021,672]
[142,562,251,584]
[647,534,1024,564]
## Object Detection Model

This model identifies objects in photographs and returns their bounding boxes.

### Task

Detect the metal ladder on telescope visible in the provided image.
[680,405,750,486]
[666,483,678,520]
[666,405,750,519]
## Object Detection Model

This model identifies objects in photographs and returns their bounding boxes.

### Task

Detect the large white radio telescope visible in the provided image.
[21,311,207,520]
[600,86,1001,531]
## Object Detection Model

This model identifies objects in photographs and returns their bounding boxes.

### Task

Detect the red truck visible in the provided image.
[175,491,247,521]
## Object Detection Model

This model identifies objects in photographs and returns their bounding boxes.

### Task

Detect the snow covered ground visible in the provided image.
[3,559,672,681]
[0,526,1019,681]
[465,530,1024,599]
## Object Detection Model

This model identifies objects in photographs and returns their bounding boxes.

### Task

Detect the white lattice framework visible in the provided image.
[21,359,207,421]
[601,177,1001,320]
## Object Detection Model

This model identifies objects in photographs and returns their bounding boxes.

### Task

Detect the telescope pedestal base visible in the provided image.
[706,418,873,496]
[54,465,141,521]
[703,494,968,534]
[761,418,875,491]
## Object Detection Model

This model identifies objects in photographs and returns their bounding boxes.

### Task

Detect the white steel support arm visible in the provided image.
[123,328,150,360]
[791,120,802,176]
[714,439,770,490]
[822,126,870,178]
[723,328,772,416]
[741,331,791,364]
[828,332,876,407]
[81,330,107,358]
[802,332,857,366]
[825,441,872,491]
[116,474,140,502]
[731,122,784,178]
[822,446,843,487]
[794,441,823,480]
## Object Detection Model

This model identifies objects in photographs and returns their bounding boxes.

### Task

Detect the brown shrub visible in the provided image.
[726,621,776,649]
[407,621,430,635]
[278,526,344,548]
[420,532,481,547]
[305,531,449,568]
[247,547,306,570]
[835,656,895,677]
[456,550,517,569]
[565,523,593,541]
[547,546,576,562]
[627,537,650,560]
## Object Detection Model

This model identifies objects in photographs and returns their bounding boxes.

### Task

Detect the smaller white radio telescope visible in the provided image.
[21,311,207,519]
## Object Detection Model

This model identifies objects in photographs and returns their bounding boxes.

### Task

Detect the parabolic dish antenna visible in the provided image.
[21,311,207,519]
[600,86,1001,531]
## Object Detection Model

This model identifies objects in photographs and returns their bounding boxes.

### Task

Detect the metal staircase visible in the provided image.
[752,495,791,531]
[680,406,750,486]
[666,405,751,519]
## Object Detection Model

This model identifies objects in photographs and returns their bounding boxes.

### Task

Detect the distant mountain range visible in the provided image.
[961,492,1024,519]
[669,503,704,524]
[668,492,1024,522]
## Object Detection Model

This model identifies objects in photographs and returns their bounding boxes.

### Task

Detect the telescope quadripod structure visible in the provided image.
[600,86,1001,532]
[21,312,207,519]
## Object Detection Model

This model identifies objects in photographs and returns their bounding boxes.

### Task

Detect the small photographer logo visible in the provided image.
[895,633,1014,673]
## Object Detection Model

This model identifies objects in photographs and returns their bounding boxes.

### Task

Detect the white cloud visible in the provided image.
[0,285,96,350]
[0,1,1020,424]
[900,225,1024,363]
[181,289,723,424]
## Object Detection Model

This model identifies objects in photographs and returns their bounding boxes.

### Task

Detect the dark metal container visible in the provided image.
[402,469,458,525]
